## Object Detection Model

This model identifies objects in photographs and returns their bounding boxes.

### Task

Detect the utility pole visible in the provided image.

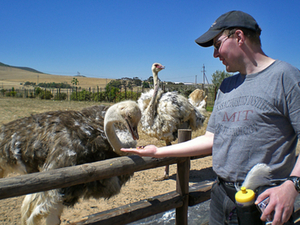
[201,64,210,87]
[195,75,197,85]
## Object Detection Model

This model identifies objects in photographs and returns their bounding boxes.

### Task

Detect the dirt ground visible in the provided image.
[1,97,299,225]
[0,150,214,225]
[0,98,214,225]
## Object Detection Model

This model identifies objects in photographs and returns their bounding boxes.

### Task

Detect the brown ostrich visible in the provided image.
[188,88,208,113]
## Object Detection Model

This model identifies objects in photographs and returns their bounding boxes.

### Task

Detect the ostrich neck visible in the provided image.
[104,118,123,154]
[153,71,159,87]
[150,70,160,109]
[144,75,160,126]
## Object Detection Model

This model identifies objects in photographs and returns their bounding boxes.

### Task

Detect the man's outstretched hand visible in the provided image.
[121,145,158,157]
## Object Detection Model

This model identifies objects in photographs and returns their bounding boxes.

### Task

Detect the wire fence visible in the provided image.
[0,84,215,108]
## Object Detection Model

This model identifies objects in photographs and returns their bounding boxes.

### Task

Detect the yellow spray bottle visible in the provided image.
[235,186,255,207]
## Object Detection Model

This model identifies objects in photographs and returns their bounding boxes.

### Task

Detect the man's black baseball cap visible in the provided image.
[195,10,261,47]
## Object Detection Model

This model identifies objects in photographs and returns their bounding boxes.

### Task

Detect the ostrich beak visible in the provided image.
[131,126,139,140]
[126,119,139,140]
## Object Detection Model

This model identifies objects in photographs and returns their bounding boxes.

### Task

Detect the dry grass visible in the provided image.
[0,66,113,90]
[0,97,209,145]
[0,97,112,125]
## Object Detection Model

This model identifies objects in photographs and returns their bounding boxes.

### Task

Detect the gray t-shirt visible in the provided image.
[207,60,300,182]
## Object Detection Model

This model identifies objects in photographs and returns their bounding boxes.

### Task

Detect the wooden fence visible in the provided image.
[0,129,213,225]
[1,129,300,224]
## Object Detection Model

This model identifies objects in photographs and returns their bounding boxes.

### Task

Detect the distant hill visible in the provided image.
[0,62,43,74]
[0,62,113,89]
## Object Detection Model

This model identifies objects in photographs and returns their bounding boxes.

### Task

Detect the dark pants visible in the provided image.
[209,179,239,225]
[209,179,294,225]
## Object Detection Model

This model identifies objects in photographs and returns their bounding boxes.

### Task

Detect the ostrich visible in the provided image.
[188,89,208,113]
[138,63,205,180]
[0,100,141,225]
[197,95,208,112]
[188,89,205,108]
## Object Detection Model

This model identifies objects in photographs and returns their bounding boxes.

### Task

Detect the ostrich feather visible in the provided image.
[235,163,272,191]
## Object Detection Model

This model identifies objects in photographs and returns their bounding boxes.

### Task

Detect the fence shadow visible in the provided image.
[168,166,216,183]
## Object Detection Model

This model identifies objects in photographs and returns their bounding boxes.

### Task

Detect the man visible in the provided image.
[122,11,300,225]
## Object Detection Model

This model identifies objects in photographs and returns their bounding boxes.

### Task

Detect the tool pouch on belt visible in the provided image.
[236,203,264,225]
[235,185,269,225]
[222,181,262,225]
[218,179,263,224]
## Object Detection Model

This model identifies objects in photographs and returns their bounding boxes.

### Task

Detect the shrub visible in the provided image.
[0,89,6,96]
[6,91,17,97]
[38,82,72,89]
[70,89,92,101]
[35,87,53,100]
[105,86,120,102]
[5,87,17,97]
[39,90,53,100]
[93,92,106,102]
[54,93,67,100]
[28,92,36,98]
[24,81,36,86]
[15,92,23,98]
[35,87,43,96]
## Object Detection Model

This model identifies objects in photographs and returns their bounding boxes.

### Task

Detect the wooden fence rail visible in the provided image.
[0,155,187,200]
[0,129,213,225]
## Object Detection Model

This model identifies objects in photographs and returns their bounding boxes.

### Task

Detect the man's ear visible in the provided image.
[235,30,245,46]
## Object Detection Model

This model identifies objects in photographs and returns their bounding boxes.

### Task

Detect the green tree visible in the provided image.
[105,80,122,102]
[211,70,232,90]
[71,78,79,86]
[210,70,232,99]
[142,81,150,88]
[108,79,122,89]
[132,77,142,86]
[127,80,133,90]
[147,76,154,85]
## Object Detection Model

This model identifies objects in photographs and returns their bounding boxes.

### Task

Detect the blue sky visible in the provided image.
[1,1,300,83]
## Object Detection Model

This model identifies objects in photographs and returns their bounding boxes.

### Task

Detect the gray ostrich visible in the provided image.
[0,100,141,225]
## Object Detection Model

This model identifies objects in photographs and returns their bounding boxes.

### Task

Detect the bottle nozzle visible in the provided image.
[241,186,247,194]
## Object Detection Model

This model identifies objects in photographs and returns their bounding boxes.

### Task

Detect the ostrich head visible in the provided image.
[151,63,165,87]
[104,100,141,155]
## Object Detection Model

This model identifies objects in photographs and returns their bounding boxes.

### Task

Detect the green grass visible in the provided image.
[206,106,213,112]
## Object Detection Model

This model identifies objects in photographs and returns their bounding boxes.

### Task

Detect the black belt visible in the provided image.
[217,176,287,202]
[218,177,243,187]
[217,177,242,202]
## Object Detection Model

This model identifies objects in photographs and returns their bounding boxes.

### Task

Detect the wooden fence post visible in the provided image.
[176,129,192,225]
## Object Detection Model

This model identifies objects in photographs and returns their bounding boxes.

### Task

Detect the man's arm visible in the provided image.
[121,131,214,158]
